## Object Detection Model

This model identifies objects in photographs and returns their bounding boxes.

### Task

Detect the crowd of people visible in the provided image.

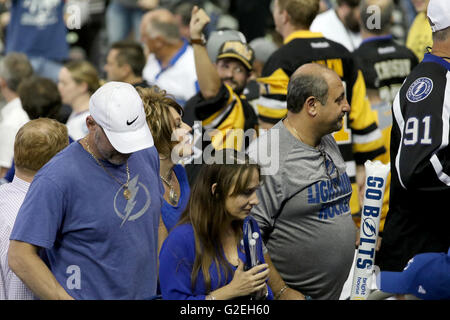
[0,0,449,301]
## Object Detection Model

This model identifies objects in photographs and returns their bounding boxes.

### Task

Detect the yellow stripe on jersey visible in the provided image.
[203,84,246,151]
[348,71,378,130]
[256,68,290,121]
[332,114,351,144]
[347,71,385,156]
[353,139,385,155]
[375,126,391,165]
[202,85,235,127]
[312,58,344,77]
[350,182,361,217]
[257,103,288,119]
[257,68,290,95]
[283,30,324,44]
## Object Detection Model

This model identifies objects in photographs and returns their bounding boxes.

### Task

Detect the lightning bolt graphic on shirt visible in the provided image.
[121,175,140,227]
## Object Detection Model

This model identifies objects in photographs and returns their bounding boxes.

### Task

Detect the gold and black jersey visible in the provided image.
[183,83,258,151]
[182,84,259,185]
[256,30,386,215]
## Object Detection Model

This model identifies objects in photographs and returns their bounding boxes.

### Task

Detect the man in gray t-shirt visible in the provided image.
[248,63,356,300]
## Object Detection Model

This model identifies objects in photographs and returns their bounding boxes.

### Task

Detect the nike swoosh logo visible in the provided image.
[127,116,139,126]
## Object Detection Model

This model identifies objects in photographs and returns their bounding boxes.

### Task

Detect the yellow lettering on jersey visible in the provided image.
[312,59,344,77]
[332,114,351,144]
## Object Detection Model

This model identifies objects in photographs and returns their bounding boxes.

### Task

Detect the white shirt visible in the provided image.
[0,98,29,168]
[0,176,34,300]
[66,110,89,141]
[310,9,362,52]
[143,41,198,107]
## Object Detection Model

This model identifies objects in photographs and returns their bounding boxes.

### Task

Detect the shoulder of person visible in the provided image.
[135,145,159,161]
[311,8,335,26]
[163,223,195,250]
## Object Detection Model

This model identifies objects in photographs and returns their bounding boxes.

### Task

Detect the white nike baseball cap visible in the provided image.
[427,0,450,32]
[89,81,154,154]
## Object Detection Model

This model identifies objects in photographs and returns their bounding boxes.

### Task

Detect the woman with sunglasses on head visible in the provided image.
[158,149,272,300]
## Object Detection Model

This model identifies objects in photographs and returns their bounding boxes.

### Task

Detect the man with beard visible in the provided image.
[182,6,258,185]
[8,82,164,299]
[311,0,362,52]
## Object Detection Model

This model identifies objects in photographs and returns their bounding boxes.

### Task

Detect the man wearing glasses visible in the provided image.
[248,63,356,300]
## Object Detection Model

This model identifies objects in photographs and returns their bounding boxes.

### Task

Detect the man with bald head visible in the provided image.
[249,63,356,300]
[140,8,198,106]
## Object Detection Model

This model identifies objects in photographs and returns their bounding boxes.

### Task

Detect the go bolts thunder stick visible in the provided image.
[351,160,390,300]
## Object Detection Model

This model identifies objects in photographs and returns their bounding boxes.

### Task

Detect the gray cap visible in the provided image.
[206,29,247,62]
[249,37,278,64]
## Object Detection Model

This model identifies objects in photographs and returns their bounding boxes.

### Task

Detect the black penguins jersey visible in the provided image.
[353,36,418,232]
[378,54,450,271]
[354,35,419,103]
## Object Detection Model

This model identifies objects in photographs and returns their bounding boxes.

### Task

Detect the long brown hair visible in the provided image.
[177,149,261,292]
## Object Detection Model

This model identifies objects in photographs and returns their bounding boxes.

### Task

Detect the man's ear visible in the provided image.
[80,81,89,94]
[211,182,218,197]
[305,96,318,117]
[281,8,290,25]
[153,35,166,48]
[123,63,133,77]
[86,116,96,130]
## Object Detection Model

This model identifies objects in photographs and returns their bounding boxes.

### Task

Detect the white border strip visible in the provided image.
[352,128,382,144]
[392,91,407,189]
[429,72,450,185]
[256,96,287,110]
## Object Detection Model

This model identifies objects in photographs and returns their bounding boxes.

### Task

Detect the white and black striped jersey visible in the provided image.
[378,53,450,271]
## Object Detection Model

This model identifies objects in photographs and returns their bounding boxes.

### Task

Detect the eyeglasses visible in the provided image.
[318,146,340,188]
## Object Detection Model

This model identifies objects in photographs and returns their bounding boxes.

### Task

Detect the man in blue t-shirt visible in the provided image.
[4,0,69,82]
[8,82,164,300]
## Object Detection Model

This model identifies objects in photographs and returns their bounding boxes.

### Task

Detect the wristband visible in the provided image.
[190,38,206,46]
[275,285,288,300]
